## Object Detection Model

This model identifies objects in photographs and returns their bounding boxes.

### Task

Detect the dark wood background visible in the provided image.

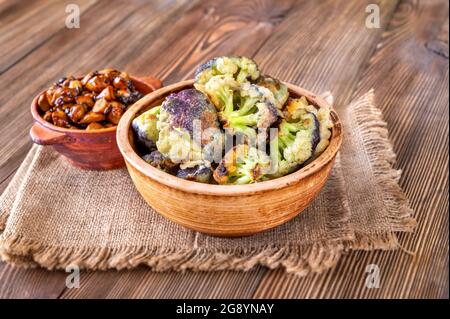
[0,0,448,298]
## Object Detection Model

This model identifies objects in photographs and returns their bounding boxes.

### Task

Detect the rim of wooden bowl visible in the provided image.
[117,79,343,196]
[30,76,153,135]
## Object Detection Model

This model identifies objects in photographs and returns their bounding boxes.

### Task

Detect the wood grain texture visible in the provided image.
[0,0,448,299]
[0,0,98,74]
[62,267,266,299]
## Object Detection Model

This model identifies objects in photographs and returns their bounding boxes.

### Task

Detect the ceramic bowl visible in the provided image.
[30,76,162,170]
[117,80,343,236]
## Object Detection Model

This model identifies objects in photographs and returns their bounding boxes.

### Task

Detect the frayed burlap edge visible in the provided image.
[345,89,416,251]
[0,234,344,276]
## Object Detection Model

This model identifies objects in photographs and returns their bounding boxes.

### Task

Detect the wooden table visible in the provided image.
[0,0,448,299]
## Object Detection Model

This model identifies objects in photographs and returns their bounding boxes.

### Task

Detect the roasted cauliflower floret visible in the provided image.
[219,83,278,143]
[195,56,260,85]
[141,150,177,173]
[194,75,239,112]
[283,96,333,156]
[176,163,213,183]
[256,75,289,108]
[213,144,271,185]
[132,106,160,150]
[269,98,321,177]
[156,89,223,164]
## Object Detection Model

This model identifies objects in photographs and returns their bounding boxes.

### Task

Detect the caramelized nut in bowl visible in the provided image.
[30,74,162,170]
[116,80,343,237]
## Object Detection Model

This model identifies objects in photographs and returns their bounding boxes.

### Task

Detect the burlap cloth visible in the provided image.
[0,91,415,275]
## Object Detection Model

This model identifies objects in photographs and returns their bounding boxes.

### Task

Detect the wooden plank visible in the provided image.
[0,266,67,299]
[62,267,266,298]
[0,0,98,74]
[253,0,449,298]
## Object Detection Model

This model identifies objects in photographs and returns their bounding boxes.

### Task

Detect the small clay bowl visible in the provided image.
[117,80,343,237]
[30,76,162,170]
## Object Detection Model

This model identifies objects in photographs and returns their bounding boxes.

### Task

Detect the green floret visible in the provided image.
[269,107,320,178]
[131,105,160,150]
[194,75,238,112]
[194,56,260,85]
[213,144,271,185]
[256,75,289,108]
[219,83,278,143]
[283,97,333,157]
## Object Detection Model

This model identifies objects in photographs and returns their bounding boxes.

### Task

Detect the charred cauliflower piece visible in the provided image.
[195,56,260,86]
[142,150,177,173]
[132,106,160,150]
[283,96,333,156]
[256,75,289,108]
[213,144,271,185]
[156,89,223,164]
[219,82,279,143]
[269,97,324,177]
[176,164,213,183]
[195,75,239,112]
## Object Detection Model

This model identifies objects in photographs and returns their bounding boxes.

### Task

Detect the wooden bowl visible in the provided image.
[30,76,162,170]
[117,80,343,237]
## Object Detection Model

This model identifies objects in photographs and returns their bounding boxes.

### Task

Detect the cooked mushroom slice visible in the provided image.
[43,111,53,123]
[79,111,105,124]
[116,90,143,105]
[97,86,115,101]
[37,93,51,112]
[86,122,104,130]
[113,76,128,90]
[81,72,95,86]
[92,98,110,114]
[67,104,86,123]
[85,75,109,92]
[51,87,77,106]
[106,101,124,125]
[76,95,94,108]
[68,80,83,94]
[51,110,70,127]
[98,68,120,78]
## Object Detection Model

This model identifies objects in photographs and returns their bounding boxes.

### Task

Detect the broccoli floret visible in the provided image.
[195,56,260,85]
[156,89,223,164]
[256,75,289,108]
[219,83,279,143]
[132,106,160,150]
[213,144,271,184]
[268,101,320,177]
[142,150,177,173]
